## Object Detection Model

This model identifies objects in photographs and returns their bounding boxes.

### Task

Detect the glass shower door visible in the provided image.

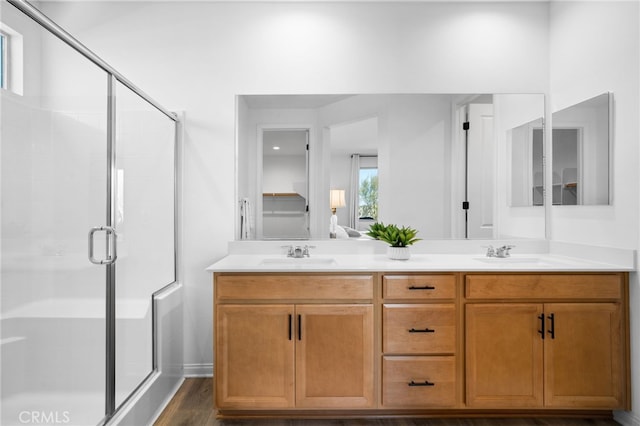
[0,18,110,426]
[113,81,176,407]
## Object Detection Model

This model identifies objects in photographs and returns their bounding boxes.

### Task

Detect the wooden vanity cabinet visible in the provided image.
[465,273,628,410]
[214,270,629,417]
[214,274,375,411]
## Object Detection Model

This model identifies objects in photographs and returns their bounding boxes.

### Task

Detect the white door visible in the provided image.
[467,104,494,239]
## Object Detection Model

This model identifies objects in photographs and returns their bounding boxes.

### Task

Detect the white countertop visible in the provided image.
[207,253,634,273]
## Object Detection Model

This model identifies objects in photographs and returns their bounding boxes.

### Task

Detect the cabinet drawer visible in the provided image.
[216,274,374,301]
[382,356,456,407]
[465,274,623,300]
[383,304,456,354]
[383,275,456,300]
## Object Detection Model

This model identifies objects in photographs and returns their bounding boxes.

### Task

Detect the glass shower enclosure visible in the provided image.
[0,1,179,425]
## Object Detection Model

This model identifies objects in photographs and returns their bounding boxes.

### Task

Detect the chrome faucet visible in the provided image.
[485,245,515,258]
[284,245,312,258]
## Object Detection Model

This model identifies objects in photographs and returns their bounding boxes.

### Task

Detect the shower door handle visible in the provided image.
[88,226,118,265]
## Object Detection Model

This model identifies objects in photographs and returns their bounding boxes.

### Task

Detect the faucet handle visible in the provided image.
[281,245,295,257]
[503,245,515,257]
[483,245,495,257]
[302,245,316,257]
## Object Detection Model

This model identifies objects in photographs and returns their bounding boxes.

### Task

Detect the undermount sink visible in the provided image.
[259,257,337,266]
[473,257,547,264]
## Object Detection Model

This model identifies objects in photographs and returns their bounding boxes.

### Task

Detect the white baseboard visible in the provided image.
[614,410,640,426]
[184,363,214,377]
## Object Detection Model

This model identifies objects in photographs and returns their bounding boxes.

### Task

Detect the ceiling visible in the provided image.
[243,95,354,110]
[330,117,378,157]
[38,0,550,2]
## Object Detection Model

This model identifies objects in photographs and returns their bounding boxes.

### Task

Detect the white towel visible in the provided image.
[239,198,253,239]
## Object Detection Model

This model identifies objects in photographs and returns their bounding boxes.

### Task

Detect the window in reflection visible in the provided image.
[359,163,378,222]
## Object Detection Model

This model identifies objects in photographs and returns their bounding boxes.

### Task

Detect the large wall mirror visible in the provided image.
[551,92,611,205]
[236,93,545,241]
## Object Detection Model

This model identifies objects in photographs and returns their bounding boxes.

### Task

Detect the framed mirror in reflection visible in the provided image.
[237,93,546,241]
[552,92,611,206]
[509,118,544,207]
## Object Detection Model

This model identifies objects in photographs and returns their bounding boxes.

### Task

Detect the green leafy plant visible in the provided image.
[366,222,421,247]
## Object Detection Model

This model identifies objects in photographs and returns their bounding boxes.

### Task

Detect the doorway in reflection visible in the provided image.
[261,129,310,239]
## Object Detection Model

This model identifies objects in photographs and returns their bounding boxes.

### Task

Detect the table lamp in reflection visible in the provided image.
[329,189,346,238]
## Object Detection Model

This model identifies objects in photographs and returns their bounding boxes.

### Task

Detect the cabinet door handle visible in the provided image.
[408,380,435,387]
[297,314,302,341]
[408,285,435,290]
[538,313,545,340]
[547,313,555,339]
[408,327,435,333]
[288,314,292,340]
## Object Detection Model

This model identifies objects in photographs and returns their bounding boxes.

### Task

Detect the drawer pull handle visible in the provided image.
[547,313,555,339]
[408,380,435,387]
[408,285,435,290]
[408,327,435,333]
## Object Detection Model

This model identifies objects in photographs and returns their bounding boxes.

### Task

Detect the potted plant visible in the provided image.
[366,222,421,260]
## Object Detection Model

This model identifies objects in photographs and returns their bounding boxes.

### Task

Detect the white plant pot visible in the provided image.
[387,246,411,260]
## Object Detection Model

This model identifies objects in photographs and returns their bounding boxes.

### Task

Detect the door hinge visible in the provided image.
[462,201,469,210]
[463,121,470,131]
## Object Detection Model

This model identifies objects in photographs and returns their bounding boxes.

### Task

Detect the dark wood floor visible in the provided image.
[154,378,621,426]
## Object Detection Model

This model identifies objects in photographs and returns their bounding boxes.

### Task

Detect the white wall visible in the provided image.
[380,94,452,238]
[263,155,306,194]
[549,1,640,423]
[39,0,549,377]
[549,1,639,248]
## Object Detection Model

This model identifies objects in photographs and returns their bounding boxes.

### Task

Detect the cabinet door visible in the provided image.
[295,304,374,408]
[466,303,544,408]
[216,304,294,408]
[544,303,624,408]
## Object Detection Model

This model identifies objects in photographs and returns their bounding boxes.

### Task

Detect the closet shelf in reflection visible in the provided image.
[263,192,301,197]
[263,211,306,215]
[262,192,306,215]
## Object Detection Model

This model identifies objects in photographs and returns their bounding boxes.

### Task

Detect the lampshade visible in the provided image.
[329,189,346,209]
